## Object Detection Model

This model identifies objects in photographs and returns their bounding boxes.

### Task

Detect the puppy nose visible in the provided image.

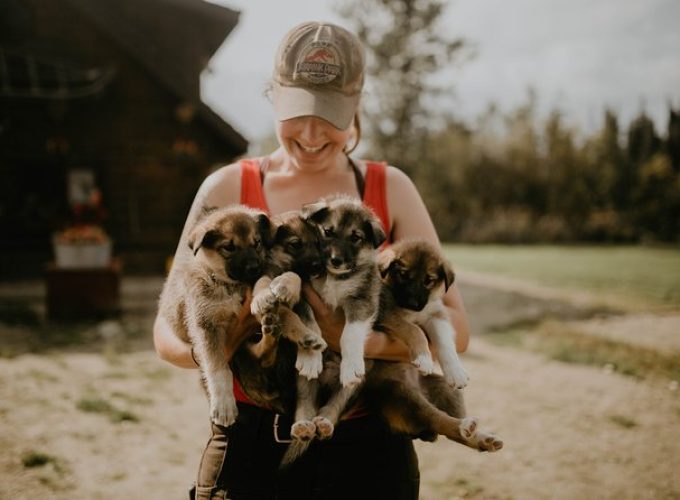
[245,262,260,276]
[330,256,343,268]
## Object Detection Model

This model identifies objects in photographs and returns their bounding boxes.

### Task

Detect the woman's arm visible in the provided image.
[386,166,470,353]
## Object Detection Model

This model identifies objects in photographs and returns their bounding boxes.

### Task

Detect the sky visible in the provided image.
[202,0,680,148]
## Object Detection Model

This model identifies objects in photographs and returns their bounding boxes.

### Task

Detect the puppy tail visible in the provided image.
[279,440,312,468]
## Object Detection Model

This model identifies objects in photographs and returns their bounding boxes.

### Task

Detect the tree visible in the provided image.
[336,0,468,179]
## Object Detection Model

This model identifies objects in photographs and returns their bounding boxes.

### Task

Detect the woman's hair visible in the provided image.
[344,109,362,155]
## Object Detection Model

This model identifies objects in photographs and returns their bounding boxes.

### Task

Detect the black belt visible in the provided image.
[236,403,294,444]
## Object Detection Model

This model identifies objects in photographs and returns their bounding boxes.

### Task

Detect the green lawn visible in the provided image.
[442,244,680,308]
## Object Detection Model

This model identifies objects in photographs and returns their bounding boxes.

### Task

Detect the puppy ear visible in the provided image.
[364,217,387,248]
[256,213,275,248]
[274,224,292,243]
[440,260,456,291]
[188,228,220,256]
[301,200,329,224]
[376,248,396,278]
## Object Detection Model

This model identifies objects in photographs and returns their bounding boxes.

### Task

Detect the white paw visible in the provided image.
[313,416,334,440]
[250,289,278,318]
[299,332,327,351]
[210,396,238,427]
[444,363,469,389]
[296,349,324,379]
[413,353,435,375]
[291,420,316,441]
[476,431,504,452]
[270,273,301,306]
[340,355,365,387]
[460,417,478,441]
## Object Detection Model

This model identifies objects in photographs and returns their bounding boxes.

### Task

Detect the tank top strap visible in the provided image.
[363,161,391,243]
[240,158,270,213]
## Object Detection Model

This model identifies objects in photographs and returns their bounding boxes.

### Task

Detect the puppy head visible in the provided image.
[187,205,274,284]
[270,211,325,279]
[302,195,386,277]
[378,239,455,311]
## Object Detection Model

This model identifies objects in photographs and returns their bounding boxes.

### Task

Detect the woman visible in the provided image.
[154,21,470,500]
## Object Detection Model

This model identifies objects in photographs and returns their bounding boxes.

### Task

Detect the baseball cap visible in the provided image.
[272,21,365,130]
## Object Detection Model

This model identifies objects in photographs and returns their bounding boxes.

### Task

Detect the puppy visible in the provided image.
[248,211,328,380]
[376,239,469,389]
[281,238,502,465]
[303,195,386,386]
[228,211,331,418]
[158,205,273,427]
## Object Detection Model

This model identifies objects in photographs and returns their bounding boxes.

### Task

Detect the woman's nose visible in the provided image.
[299,117,323,143]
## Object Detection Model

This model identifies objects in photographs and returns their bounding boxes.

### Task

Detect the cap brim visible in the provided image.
[272,83,359,130]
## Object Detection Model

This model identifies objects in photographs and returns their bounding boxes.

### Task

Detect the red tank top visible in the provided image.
[234,157,391,409]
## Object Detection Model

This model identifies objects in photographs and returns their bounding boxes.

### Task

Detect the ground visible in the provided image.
[0,275,678,499]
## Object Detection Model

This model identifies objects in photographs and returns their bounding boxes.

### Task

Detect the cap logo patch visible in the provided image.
[295,41,341,84]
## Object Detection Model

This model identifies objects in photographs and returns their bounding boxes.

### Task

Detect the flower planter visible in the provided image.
[54,241,112,269]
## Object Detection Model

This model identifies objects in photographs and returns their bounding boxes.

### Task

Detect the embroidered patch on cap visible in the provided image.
[294,41,342,84]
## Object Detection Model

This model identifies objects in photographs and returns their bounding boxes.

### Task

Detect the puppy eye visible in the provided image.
[323,227,334,237]
[253,238,261,248]
[287,239,302,251]
[398,269,409,280]
[349,233,363,244]
[219,241,236,253]
[424,276,437,288]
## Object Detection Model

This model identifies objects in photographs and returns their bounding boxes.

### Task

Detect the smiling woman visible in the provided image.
[154,20,471,500]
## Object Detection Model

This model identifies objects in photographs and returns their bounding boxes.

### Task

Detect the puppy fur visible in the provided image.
[229,211,329,413]
[158,205,273,427]
[376,239,469,389]
[281,237,503,466]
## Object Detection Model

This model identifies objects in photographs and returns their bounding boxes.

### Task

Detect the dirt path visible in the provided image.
[1,276,679,499]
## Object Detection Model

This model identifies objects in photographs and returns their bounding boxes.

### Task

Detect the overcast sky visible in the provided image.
[202,0,680,147]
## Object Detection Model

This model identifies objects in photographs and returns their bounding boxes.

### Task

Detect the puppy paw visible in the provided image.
[412,353,435,375]
[251,289,278,318]
[476,432,504,452]
[444,363,469,390]
[270,272,301,306]
[313,416,334,440]
[291,420,316,441]
[296,349,324,379]
[210,398,238,428]
[261,312,280,337]
[299,332,327,351]
[340,355,365,387]
[460,417,478,441]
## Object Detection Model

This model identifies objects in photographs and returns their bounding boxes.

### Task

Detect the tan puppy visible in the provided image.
[376,239,468,389]
[158,205,273,427]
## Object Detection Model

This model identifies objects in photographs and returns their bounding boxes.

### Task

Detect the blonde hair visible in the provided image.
[344,107,362,155]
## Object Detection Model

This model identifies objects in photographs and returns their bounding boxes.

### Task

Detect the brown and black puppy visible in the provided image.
[376,239,468,389]
[281,238,502,466]
[231,212,326,414]
[158,205,273,427]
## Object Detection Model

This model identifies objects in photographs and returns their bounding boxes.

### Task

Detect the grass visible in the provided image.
[443,244,680,309]
[75,397,139,423]
[488,321,680,382]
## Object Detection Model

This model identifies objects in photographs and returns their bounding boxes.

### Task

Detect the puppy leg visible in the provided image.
[269,271,302,307]
[379,315,435,375]
[314,384,361,439]
[187,313,237,427]
[422,303,469,389]
[251,276,280,336]
[290,376,319,441]
[338,319,372,386]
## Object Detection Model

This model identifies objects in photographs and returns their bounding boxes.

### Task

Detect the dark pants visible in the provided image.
[192,403,420,500]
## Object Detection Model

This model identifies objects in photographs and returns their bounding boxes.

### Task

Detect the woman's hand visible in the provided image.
[223,289,260,361]
[302,283,345,352]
